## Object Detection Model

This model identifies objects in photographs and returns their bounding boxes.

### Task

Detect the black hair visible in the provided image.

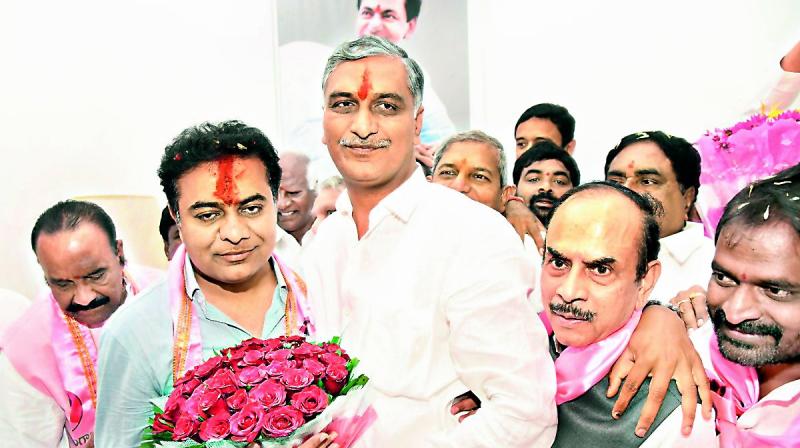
[550,181,661,281]
[512,140,581,186]
[716,162,800,242]
[604,131,701,208]
[513,103,576,148]
[357,0,422,21]
[157,120,281,213]
[31,200,117,255]
[159,206,176,243]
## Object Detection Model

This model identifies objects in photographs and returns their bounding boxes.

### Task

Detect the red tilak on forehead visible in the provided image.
[357,69,371,101]
[214,156,239,205]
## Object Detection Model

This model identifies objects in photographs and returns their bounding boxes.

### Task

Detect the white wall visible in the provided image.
[468,0,800,182]
[0,0,281,297]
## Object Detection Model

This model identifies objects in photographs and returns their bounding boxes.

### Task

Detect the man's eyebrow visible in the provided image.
[374,93,406,104]
[328,91,357,101]
[635,168,662,177]
[524,169,543,176]
[239,193,267,205]
[552,170,570,178]
[584,257,616,269]
[756,279,800,291]
[711,261,739,283]
[606,169,625,178]
[546,246,567,260]
[189,201,223,211]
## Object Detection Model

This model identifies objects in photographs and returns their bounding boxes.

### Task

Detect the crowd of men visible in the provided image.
[2,1,800,447]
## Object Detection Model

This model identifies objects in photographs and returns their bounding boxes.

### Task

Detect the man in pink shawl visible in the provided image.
[538,182,716,447]
[0,200,163,447]
[686,163,800,447]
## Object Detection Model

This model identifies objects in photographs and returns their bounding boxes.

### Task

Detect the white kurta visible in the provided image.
[650,222,716,304]
[303,170,557,447]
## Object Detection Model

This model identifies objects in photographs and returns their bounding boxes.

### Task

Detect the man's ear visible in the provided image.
[565,139,577,155]
[682,186,697,220]
[404,18,418,40]
[499,185,517,213]
[636,259,662,307]
[116,239,126,266]
[414,105,425,137]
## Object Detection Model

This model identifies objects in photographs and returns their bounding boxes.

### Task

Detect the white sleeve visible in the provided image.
[640,404,717,448]
[0,353,66,448]
[430,224,557,447]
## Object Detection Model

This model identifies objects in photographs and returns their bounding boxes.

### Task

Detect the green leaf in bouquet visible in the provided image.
[339,373,369,395]
[345,357,360,372]
[330,336,341,345]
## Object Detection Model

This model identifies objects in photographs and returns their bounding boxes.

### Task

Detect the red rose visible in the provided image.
[292,342,323,359]
[227,346,249,362]
[280,335,305,345]
[229,401,266,443]
[226,389,248,411]
[207,398,230,418]
[281,368,315,390]
[240,337,264,348]
[152,413,174,434]
[319,352,348,366]
[206,369,238,395]
[323,363,348,395]
[176,377,202,397]
[194,356,225,379]
[174,367,196,386]
[199,414,231,441]
[290,385,329,416]
[302,358,326,378]
[323,344,351,361]
[182,395,208,422]
[262,405,306,438]
[266,349,292,362]
[172,414,200,441]
[260,338,284,352]
[163,393,187,421]
[249,379,287,409]
[242,349,264,366]
[265,360,293,378]
[238,365,269,386]
[198,389,222,412]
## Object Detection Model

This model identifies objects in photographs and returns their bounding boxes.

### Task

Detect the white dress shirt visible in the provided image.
[303,170,557,448]
[650,222,716,304]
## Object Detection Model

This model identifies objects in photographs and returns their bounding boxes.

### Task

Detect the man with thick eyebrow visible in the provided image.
[605,131,715,305]
[0,200,163,448]
[94,121,334,448]
[537,181,715,446]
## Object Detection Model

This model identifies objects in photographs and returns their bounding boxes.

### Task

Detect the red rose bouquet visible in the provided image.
[141,336,373,447]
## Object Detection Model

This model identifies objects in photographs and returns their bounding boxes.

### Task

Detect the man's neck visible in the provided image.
[288,220,314,244]
[757,363,800,399]
[347,164,416,239]
[193,263,278,336]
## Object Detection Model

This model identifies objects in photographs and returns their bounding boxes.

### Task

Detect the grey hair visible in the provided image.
[322,35,424,113]
[433,130,508,187]
[316,175,345,194]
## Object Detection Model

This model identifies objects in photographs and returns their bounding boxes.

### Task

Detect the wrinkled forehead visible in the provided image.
[609,142,675,177]
[524,158,570,177]
[441,142,502,173]
[324,55,410,96]
[716,220,800,277]
[358,0,408,17]
[548,193,642,259]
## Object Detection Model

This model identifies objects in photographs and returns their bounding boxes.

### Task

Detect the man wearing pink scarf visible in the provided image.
[684,163,800,447]
[0,200,163,447]
[540,182,716,447]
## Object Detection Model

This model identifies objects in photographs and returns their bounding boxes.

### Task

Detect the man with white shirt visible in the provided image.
[0,200,162,448]
[605,131,715,304]
[303,35,558,447]
[540,182,715,447]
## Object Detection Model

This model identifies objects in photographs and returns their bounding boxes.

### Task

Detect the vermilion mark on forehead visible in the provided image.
[357,69,371,101]
[741,273,748,282]
[214,156,239,205]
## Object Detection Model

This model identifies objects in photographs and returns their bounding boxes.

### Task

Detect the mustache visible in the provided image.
[528,191,558,207]
[549,301,596,322]
[710,308,783,341]
[338,137,391,149]
[66,296,111,313]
